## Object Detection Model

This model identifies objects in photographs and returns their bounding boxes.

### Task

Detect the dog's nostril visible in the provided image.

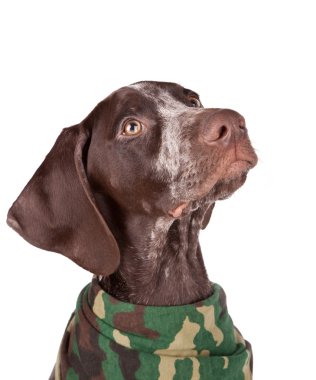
[218,125,228,140]
[204,123,230,143]
[204,110,246,145]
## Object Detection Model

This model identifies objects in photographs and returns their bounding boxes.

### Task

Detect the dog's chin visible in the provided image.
[214,160,252,200]
[213,172,248,200]
[168,161,253,217]
[195,161,251,203]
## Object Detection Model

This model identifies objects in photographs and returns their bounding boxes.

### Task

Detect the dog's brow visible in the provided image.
[183,88,200,99]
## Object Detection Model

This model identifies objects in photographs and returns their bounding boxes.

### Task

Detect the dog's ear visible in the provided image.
[201,202,215,230]
[7,122,120,276]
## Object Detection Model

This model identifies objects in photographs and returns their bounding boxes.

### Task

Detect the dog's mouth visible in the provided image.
[168,157,256,218]
[224,159,254,177]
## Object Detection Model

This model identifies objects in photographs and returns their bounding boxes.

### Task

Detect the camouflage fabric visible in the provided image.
[50,276,252,380]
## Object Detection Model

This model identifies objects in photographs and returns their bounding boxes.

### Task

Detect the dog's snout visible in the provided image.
[202,109,247,145]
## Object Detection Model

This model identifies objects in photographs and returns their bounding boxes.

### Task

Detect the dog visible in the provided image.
[7,81,257,379]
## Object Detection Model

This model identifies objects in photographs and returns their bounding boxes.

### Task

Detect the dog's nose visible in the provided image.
[202,109,247,145]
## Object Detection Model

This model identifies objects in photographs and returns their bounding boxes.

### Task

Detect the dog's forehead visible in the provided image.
[129,82,196,118]
[130,81,184,96]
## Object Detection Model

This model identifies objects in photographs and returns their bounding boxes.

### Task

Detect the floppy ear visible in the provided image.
[7,123,120,276]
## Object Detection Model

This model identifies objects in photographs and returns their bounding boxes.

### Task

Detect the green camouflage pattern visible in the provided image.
[50,276,252,379]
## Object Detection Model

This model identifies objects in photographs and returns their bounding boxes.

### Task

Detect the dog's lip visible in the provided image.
[235,149,258,169]
[230,159,253,171]
[191,159,254,202]
[167,154,257,218]
[219,161,251,184]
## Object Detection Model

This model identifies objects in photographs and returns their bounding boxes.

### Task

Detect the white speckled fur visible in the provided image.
[130,83,194,199]
[130,83,207,253]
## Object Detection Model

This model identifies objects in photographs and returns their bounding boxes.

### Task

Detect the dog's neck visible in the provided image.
[98,197,212,306]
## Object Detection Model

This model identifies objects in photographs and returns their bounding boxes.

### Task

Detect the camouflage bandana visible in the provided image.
[51,277,253,380]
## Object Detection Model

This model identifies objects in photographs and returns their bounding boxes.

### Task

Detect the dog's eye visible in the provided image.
[188,96,201,107]
[122,120,143,136]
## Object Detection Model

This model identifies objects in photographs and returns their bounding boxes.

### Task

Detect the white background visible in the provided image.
[1,1,315,379]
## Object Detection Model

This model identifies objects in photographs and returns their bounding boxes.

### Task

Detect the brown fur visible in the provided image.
[7,81,257,306]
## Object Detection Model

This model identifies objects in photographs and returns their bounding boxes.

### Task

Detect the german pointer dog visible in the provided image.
[7,81,257,380]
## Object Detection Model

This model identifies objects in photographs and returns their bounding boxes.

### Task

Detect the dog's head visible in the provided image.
[7,81,257,275]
